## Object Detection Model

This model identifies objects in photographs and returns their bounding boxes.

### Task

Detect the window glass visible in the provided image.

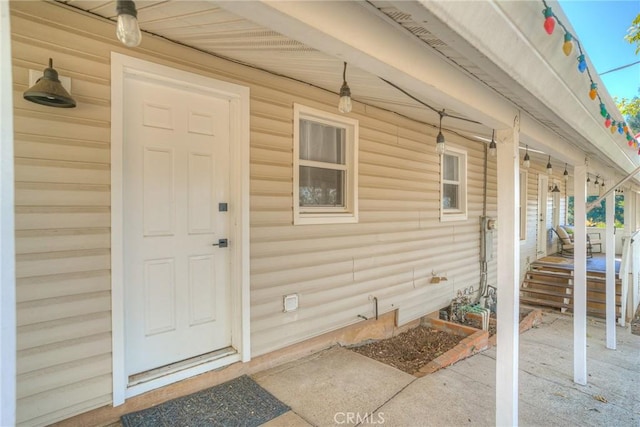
[299,167,344,207]
[299,120,345,164]
[443,154,458,181]
[443,183,459,210]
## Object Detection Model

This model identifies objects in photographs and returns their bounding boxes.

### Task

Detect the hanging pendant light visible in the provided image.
[489,130,497,157]
[587,174,591,184]
[436,111,446,155]
[338,62,352,113]
[563,163,569,181]
[116,0,142,47]
[546,155,553,175]
[23,58,76,108]
[551,183,561,193]
[523,145,530,169]
[594,175,599,185]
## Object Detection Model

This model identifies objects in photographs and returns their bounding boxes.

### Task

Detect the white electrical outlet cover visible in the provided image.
[283,294,299,312]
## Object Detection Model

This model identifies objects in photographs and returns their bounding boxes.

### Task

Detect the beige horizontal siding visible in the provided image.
[12,1,499,425]
[11,2,114,425]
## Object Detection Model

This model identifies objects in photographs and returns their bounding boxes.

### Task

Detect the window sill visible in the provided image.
[294,213,358,225]
[440,213,468,222]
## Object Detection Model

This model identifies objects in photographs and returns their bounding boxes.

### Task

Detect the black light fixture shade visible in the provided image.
[551,184,561,193]
[23,58,76,108]
[563,163,569,181]
[546,155,553,175]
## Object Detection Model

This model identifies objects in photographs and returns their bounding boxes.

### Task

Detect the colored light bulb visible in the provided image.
[600,103,607,117]
[543,7,555,34]
[577,55,587,73]
[605,115,611,128]
[562,33,573,56]
[618,123,624,134]
[629,139,634,147]
[624,124,629,133]
[610,120,616,132]
[589,83,597,100]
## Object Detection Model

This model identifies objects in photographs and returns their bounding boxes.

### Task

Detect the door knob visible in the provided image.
[212,239,228,248]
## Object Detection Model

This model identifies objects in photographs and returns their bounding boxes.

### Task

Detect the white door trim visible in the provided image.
[0,1,16,424]
[111,53,250,405]
[537,174,548,258]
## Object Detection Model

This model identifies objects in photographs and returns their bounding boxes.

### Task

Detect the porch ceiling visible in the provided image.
[58,0,636,177]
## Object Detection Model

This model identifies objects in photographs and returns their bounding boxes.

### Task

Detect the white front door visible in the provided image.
[123,74,232,377]
[537,174,548,257]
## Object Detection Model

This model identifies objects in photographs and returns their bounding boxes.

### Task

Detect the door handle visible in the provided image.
[212,239,228,248]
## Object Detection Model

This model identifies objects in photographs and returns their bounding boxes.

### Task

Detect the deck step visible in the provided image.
[519,296,571,310]
[523,278,571,288]
[520,287,571,298]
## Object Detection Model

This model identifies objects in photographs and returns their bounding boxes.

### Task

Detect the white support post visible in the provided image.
[0,1,16,425]
[605,192,616,349]
[574,165,587,385]
[495,122,520,426]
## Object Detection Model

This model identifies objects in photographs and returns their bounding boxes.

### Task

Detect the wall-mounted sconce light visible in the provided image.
[116,0,142,47]
[23,58,76,108]
[546,155,553,175]
[338,62,352,113]
[488,130,497,157]
[522,145,530,168]
[436,111,446,155]
[563,163,569,182]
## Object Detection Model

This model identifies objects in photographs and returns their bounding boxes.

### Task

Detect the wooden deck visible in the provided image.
[520,254,621,319]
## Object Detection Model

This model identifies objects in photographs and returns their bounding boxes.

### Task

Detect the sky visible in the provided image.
[559,0,640,101]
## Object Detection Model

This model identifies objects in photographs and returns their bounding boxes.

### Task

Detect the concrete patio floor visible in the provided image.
[257,311,639,426]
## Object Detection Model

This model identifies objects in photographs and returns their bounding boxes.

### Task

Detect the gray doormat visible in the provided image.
[121,375,289,427]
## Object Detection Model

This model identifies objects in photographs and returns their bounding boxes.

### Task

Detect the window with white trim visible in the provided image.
[293,104,358,225]
[440,146,467,221]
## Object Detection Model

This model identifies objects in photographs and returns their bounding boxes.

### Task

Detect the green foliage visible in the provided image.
[567,195,625,228]
[625,13,640,54]
[615,95,640,134]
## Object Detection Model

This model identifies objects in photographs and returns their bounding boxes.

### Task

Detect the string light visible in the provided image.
[489,130,497,157]
[562,32,573,56]
[338,62,352,114]
[543,6,555,34]
[577,54,587,73]
[540,0,639,151]
[436,111,446,155]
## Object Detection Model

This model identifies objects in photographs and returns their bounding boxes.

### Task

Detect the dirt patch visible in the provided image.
[349,326,464,375]
[454,308,532,337]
